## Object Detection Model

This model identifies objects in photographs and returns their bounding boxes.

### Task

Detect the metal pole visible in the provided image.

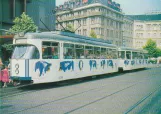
[24,0,26,13]
[0,0,3,35]
[13,0,15,18]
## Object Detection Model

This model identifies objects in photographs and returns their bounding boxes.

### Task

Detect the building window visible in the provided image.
[78,30,81,35]
[154,33,157,37]
[83,29,87,36]
[101,28,104,35]
[110,20,113,27]
[107,29,109,37]
[83,10,87,15]
[78,11,81,16]
[83,18,87,25]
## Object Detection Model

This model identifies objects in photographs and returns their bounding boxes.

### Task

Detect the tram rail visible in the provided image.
[8,71,157,114]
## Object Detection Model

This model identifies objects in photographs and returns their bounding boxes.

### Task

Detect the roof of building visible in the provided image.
[126,13,161,21]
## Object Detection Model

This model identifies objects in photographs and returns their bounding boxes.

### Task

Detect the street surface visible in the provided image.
[1,66,161,114]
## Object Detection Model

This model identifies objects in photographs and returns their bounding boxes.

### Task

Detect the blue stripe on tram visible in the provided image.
[25,60,29,77]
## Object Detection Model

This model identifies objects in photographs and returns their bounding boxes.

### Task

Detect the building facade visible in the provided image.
[130,14,161,49]
[0,0,55,63]
[56,0,124,46]
[123,16,134,47]
[0,0,56,34]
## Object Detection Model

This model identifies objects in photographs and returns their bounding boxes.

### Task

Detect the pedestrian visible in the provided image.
[0,58,4,87]
[2,65,9,88]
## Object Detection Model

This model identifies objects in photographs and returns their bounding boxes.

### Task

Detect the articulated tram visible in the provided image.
[10,31,149,84]
[10,31,119,84]
[118,47,149,71]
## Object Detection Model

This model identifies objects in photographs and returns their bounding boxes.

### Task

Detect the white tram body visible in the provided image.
[10,31,118,84]
[118,47,149,71]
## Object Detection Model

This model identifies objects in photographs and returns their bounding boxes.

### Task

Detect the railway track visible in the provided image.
[0,71,124,98]
[124,83,161,114]
[0,68,147,99]
[8,71,157,114]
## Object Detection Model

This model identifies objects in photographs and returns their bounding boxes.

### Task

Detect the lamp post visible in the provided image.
[24,0,27,13]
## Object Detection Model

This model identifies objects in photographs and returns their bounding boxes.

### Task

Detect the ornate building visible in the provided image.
[123,16,134,47]
[56,0,124,46]
[129,14,161,48]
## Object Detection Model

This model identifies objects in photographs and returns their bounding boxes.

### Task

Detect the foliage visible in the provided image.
[2,44,13,51]
[143,39,161,58]
[148,59,157,64]
[65,24,75,33]
[90,30,97,38]
[8,12,37,34]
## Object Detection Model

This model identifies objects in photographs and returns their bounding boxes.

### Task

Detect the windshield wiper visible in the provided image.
[18,52,26,59]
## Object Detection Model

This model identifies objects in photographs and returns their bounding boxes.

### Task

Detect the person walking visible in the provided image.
[2,65,9,88]
[0,58,3,87]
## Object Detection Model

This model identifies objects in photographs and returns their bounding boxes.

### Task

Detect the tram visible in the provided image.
[118,47,149,71]
[10,31,118,84]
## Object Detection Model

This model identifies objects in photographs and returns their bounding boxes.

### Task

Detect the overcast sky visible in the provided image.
[56,0,161,15]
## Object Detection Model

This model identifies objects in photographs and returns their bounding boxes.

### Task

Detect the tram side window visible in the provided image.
[112,49,117,59]
[94,47,100,59]
[42,42,59,59]
[137,53,142,59]
[144,54,148,59]
[107,49,113,59]
[140,53,144,59]
[101,48,106,59]
[126,51,131,59]
[85,46,94,59]
[118,51,125,59]
[106,48,110,59]
[32,47,40,59]
[75,45,84,59]
[64,43,75,59]
[132,52,137,59]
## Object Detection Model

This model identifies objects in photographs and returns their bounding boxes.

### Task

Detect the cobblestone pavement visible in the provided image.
[1,67,161,114]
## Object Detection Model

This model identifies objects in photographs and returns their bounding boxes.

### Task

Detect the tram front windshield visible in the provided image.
[12,45,40,59]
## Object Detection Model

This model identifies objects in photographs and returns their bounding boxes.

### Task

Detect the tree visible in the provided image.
[65,24,75,33]
[2,12,37,61]
[156,48,161,57]
[8,12,37,34]
[143,39,161,58]
[90,30,97,38]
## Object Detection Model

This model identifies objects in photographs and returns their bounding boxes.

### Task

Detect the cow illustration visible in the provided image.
[124,60,129,66]
[35,61,52,76]
[59,61,74,72]
[101,60,106,69]
[108,60,114,68]
[131,60,135,65]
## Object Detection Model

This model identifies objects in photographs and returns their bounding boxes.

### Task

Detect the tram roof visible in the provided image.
[118,47,148,53]
[15,31,117,48]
